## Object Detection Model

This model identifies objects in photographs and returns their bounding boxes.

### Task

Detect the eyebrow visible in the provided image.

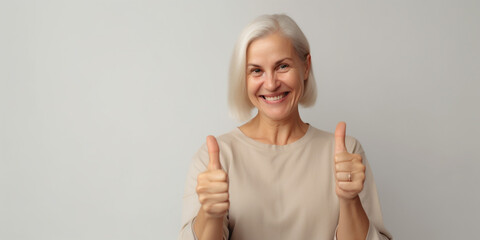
[247,58,293,67]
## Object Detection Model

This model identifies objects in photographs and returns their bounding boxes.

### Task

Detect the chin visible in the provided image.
[261,109,294,121]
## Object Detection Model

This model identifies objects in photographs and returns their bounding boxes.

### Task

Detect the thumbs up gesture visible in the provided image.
[334,122,366,200]
[196,136,230,218]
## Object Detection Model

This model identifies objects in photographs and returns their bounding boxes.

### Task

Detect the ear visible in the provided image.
[304,54,311,81]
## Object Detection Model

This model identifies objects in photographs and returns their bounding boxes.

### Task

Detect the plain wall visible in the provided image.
[1,0,479,239]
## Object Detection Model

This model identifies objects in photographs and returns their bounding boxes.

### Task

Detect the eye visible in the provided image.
[250,68,263,76]
[277,64,290,72]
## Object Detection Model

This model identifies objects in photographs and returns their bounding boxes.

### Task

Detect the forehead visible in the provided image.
[247,33,296,63]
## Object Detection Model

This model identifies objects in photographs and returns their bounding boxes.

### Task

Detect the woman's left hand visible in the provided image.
[334,122,366,200]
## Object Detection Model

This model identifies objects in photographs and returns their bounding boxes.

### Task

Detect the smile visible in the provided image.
[260,92,289,103]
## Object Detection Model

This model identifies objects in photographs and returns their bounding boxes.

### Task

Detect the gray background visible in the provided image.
[1,0,479,239]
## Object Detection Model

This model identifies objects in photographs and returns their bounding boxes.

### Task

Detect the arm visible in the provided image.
[194,208,225,240]
[337,196,369,240]
[333,122,392,240]
[335,155,392,240]
[178,136,229,240]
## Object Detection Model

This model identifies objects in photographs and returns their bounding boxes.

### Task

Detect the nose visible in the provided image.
[264,71,280,91]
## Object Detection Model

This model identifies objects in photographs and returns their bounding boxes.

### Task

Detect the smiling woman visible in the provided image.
[179,14,392,240]
[245,32,309,123]
[228,14,316,123]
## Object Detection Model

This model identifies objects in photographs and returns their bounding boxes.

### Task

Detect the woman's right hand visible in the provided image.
[196,136,229,219]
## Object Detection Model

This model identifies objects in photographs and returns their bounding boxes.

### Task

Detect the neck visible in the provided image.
[240,108,309,145]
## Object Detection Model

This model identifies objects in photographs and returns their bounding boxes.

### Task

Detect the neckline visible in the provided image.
[233,124,314,151]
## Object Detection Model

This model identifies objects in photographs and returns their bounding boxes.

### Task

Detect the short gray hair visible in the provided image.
[228,14,317,122]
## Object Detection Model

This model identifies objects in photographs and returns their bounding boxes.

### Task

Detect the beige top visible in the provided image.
[179,125,392,240]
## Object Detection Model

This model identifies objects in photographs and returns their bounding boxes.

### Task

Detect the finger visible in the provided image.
[352,153,363,163]
[205,182,229,193]
[338,181,363,192]
[196,181,228,194]
[334,121,347,154]
[208,202,230,214]
[334,152,352,163]
[206,135,221,170]
[199,192,229,204]
[337,171,365,182]
[336,187,360,200]
[207,169,228,182]
[335,162,355,172]
[336,172,353,182]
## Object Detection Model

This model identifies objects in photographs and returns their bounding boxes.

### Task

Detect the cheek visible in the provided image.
[246,78,260,95]
[281,72,303,89]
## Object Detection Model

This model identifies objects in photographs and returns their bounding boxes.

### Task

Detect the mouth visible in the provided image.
[260,92,290,103]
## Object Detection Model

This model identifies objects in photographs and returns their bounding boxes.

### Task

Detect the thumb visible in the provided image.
[206,135,221,170]
[334,122,347,154]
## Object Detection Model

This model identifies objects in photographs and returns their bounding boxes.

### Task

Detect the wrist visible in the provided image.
[197,208,224,223]
[195,208,224,239]
[339,195,361,208]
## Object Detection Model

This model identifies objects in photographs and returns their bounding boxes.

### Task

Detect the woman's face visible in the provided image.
[246,32,310,122]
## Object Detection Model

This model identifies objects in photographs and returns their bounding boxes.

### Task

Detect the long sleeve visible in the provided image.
[178,143,229,240]
[178,126,391,239]
[357,154,392,240]
[333,138,392,240]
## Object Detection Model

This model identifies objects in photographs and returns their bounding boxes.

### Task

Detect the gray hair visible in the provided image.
[228,14,317,122]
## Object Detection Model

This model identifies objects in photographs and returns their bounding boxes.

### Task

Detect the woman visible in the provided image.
[179,14,392,240]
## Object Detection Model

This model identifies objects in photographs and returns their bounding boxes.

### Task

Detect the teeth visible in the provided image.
[264,93,286,101]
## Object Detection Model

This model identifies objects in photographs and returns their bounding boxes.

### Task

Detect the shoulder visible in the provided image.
[216,129,241,146]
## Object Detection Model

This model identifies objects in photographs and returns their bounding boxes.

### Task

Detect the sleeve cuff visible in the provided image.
[177,216,198,240]
[365,222,392,240]
[191,217,199,240]
[334,223,391,240]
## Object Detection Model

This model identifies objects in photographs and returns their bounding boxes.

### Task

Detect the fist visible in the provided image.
[196,136,230,218]
[334,122,366,200]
